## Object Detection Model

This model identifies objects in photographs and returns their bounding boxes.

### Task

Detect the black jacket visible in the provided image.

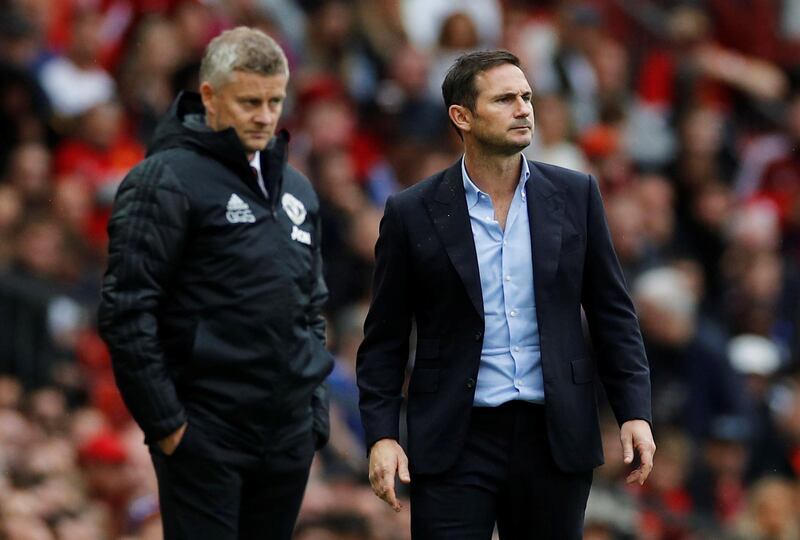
[98,92,333,459]
[357,159,652,474]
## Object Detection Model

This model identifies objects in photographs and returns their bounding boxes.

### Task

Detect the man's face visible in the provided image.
[201,70,288,155]
[460,64,534,154]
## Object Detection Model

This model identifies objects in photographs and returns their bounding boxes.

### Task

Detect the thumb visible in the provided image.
[398,454,411,484]
[621,430,634,464]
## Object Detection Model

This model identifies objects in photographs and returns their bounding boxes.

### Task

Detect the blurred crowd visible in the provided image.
[1,0,800,538]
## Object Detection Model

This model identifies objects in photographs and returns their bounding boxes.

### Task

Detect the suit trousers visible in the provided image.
[150,424,315,540]
[410,401,593,540]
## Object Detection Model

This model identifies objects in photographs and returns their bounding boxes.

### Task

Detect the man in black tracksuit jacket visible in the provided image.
[98,28,332,539]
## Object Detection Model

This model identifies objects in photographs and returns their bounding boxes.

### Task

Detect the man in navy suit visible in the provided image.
[356,50,656,539]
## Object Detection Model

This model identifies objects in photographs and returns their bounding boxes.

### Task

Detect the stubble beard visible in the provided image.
[477,131,530,157]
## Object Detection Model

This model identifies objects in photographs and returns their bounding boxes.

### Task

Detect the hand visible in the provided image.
[158,423,188,455]
[368,438,411,512]
[620,419,655,485]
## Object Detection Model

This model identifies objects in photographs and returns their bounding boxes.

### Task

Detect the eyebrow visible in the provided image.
[493,91,533,100]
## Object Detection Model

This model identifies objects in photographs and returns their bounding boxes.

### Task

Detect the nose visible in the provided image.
[514,97,531,118]
[253,104,274,126]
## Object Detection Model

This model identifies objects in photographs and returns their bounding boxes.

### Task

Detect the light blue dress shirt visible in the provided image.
[462,156,544,406]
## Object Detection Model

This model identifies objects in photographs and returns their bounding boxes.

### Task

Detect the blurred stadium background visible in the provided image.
[1,0,800,538]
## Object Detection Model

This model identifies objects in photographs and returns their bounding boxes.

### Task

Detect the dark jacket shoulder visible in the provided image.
[283,164,320,208]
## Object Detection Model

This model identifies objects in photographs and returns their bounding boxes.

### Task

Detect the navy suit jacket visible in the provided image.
[356,159,652,474]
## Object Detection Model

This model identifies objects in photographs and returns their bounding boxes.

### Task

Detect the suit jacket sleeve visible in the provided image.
[97,159,189,443]
[581,175,652,426]
[356,195,413,450]
[309,209,331,449]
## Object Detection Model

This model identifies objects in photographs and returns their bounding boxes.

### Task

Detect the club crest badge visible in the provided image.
[281,193,307,226]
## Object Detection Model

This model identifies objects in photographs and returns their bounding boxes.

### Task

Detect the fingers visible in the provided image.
[369,463,400,511]
[635,439,656,485]
[624,440,656,486]
[398,454,411,484]
[619,420,656,486]
[384,471,400,511]
[620,429,634,465]
[158,422,188,455]
[368,441,410,512]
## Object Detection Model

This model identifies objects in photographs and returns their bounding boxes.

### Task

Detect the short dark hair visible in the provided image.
[441,50,521,136]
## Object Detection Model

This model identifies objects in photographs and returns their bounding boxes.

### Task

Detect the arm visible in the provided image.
[581,176,655,484]
[356,195,413,511]
[581,175,652,426]
[97,159,189,445]
[356,195,413,448]
[308,210,331,449]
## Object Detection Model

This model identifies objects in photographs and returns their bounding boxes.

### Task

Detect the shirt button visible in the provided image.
[505,275,511,281]
[514,346,521,352]
[503,241,508,247]
[516,379,524,386]
[510,310,517,317]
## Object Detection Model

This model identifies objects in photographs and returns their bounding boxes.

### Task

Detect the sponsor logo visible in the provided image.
[226,194,256,224]
[291,225,311,245]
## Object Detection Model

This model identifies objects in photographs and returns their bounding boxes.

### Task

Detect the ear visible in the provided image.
[200,81,217,119]
[448,104,472,134]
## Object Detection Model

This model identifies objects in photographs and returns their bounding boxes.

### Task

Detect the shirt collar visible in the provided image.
[249,151,261,176]
[461,155,531,210]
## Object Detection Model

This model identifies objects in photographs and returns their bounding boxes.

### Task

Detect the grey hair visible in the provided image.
[632,267,697,318]
[200,27,288,89]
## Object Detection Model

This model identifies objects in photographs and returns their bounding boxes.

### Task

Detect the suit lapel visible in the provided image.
[424,161,484,319]
[527,161,564,287]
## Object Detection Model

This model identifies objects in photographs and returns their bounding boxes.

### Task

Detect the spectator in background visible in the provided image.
[733,476,800,540]
[356,0,407,74]
[426,12,481,102]
[757,91,800,251]
[636,174,676,264]
[401,0,502,51]
[634,266,749,440]
[383,44,446,145]
[0,212,90,389]
[0,8,40,68]
[523,93,588,172]
[605,192,655,284]
[117,16,185,142]
[301,1,378,103]
[53,100,145,250]
[688,415,752,530]
[38,8,115,120]
[635,429,696,540]
[0,184,23,265]
[3,141,51,208]
[721,199,800,355]
[726,335,791,487]
[536,4,605,131]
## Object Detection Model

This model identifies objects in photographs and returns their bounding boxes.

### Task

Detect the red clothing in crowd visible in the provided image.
[758,152,800,231]
[54,136,144,247]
